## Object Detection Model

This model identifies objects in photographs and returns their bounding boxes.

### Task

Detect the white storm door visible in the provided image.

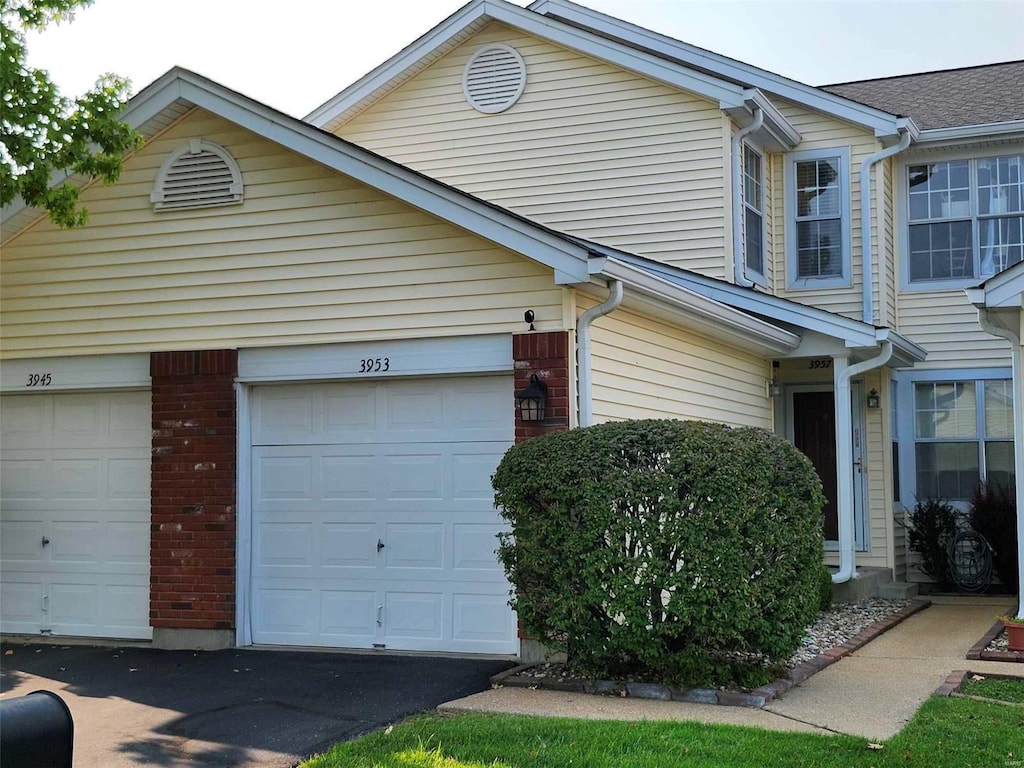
[0,391,152,639]
[250,376,516,654]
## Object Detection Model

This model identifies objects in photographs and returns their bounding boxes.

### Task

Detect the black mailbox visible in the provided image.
[0,690,74,768]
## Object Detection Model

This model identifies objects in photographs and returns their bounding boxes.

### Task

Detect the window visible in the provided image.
[906,152,1023,285]
[786,148,850,288]
[911,377,1014,500]
[743,144,765,280]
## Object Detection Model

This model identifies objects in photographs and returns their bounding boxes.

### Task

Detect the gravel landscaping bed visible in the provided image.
[499,598,925,707]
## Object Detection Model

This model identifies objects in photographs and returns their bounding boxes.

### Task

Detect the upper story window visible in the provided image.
[785,147,851,289]
[906,152,1023,287]
[743,144,765,281]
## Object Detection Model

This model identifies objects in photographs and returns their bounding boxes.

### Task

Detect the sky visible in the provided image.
[24,0,1024,119]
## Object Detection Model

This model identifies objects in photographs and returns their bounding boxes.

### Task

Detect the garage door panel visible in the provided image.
[320,590,377,642]
[250,375,516,653]
[254,587,316,642]
[453,524,507,572]
[1,581,43,631]
[452,593,515,646]
[1,458,49,499]
[256,522,315,568]
[321,524,377,567]
[1,391,151,640]
[322,454,376,499]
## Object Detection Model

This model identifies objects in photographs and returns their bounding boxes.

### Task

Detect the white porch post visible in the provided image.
[833,355,856,582]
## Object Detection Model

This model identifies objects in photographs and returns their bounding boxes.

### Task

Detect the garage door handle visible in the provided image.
[41,536,50,547]
[377,539,385,552]
[376,605,383,626]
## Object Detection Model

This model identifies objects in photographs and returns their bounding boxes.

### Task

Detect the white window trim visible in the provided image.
[898,145,1024,293]
[785,146,852,290]
[742,141,768,287]
[895,366,1013,508]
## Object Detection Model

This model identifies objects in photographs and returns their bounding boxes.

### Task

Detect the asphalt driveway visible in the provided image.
[0,643,512,767]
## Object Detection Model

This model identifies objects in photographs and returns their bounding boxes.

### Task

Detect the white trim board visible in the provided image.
[0,354,150,393]
[237,335,513,383]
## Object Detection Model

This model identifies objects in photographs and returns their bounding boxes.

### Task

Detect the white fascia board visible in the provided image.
[531,0,903,138]
[978,263,1024,308]
[745,89,801,149]
[483,2,745,108]
[306,0,746,130]
[601,259,800,355]
[873,328,927,366]
[649,269,878,348]
[305,0,491,126]
[917,119,1024,147]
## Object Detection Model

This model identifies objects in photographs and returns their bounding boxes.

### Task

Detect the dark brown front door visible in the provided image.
[792,390,838,541]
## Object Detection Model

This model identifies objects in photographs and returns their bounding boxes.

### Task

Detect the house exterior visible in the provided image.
[1,0,1020,654]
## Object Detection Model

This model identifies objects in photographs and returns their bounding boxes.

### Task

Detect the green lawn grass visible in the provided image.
[302,696,1024,768]
[960,675,1024,704]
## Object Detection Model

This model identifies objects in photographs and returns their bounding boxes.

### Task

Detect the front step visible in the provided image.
[877,581,920,599]
[832,566,893,603]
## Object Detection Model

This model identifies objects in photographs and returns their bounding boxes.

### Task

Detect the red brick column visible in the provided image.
[512,331,571,443]
[150,350,237,633]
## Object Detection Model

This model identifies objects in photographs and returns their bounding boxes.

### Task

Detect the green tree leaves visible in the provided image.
[1,0,142,227]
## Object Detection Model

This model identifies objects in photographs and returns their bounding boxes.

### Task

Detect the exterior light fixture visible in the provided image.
[867,388,880,409]
[516,374,548,422]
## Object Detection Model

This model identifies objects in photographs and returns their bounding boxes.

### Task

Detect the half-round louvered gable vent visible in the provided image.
[462,44,527,114]
[151,139,243,211]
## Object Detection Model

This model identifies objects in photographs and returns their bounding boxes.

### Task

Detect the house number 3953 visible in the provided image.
[359,358,390,373]
[26,373,53,387]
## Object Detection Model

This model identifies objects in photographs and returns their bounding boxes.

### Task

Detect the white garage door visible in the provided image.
[0,391,152,639]
[250,376,517,654]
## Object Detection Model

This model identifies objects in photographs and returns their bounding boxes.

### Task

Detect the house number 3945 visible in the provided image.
[26,373,53,387]
[359,358,390,373]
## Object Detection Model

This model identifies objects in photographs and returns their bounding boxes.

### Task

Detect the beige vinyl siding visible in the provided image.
[859,368,890,568]
[881,158,897,327]
[898,290,1011,368]
[339,22,730,278]
[579,294,772,429]
[1,109,565,358]
[770,98,883,321]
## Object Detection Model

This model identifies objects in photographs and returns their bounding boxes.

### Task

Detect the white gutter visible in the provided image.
[972,305,1024,619]
[578,279,623,427]
[731,107,764,288]
[860,127,911,324]
[833,341,893,584]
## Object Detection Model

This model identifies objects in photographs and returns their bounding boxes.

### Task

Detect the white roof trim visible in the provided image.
[601,259,800,355]
[530,0,906,138]
[306,0,749,130]
[972,261,1024,309]
[602,251,924,360]
[3,68,603,285]
[917,119,1024,147]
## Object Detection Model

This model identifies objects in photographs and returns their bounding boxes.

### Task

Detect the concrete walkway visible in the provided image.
[440,596,1023,740]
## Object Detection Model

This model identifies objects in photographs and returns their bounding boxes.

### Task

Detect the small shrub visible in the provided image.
[818,564,834,612]
[970,481,1018,590]
[492,419,825,688]
[906,497,959,587]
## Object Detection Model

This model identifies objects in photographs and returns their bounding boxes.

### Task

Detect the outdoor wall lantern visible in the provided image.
[867,388,880,409]
[516,374,548,422]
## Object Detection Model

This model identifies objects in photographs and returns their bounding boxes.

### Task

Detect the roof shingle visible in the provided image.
[822,60,1024,130]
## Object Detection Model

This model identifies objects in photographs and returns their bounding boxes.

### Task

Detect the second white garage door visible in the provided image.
[249,375,516,654]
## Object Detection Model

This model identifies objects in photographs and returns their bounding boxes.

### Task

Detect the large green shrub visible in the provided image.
[970,481,1017,590]
[492,419,825,687]
[905,497,959,588]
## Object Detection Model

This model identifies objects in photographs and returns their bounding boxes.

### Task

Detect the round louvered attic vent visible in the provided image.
[462,44,527,114]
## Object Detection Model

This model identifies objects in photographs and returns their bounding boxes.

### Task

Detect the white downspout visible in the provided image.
[860,129,911,324]
[577,279,623,427]
[833,341,894,583]
[731,108,764,288]
[974,307,1024,618]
